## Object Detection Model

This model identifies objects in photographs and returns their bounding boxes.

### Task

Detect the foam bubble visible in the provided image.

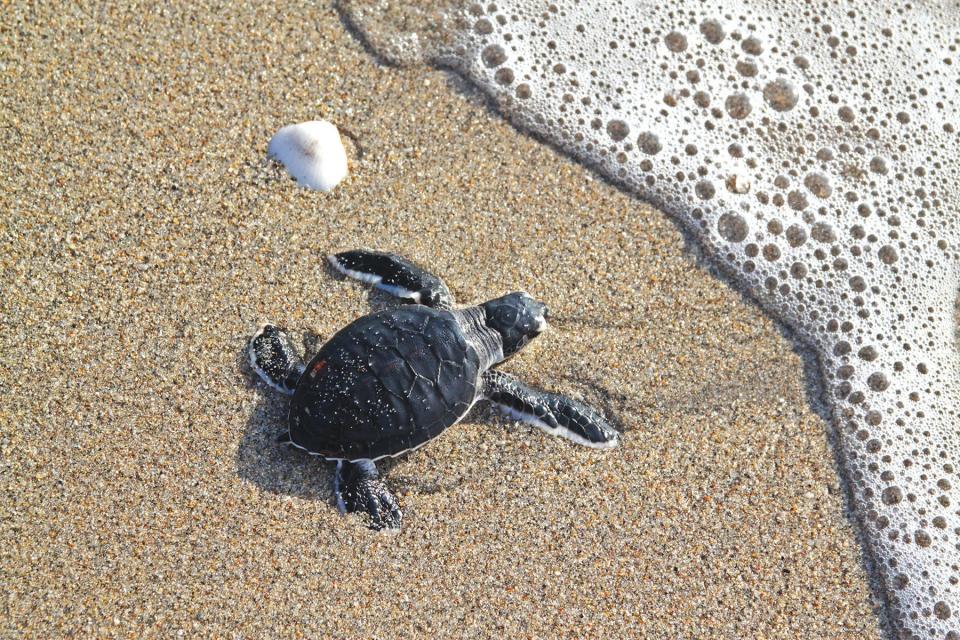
[341,1,960,637]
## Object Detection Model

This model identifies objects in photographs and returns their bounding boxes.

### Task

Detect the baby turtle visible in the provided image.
[248,250,619,529]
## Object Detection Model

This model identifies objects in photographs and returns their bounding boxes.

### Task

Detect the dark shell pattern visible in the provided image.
[289,306,481,460]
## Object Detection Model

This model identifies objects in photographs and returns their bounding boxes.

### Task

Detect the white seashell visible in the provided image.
[267,120,348,192]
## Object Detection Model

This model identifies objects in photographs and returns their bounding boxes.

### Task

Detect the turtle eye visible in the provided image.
[495,305,519,327]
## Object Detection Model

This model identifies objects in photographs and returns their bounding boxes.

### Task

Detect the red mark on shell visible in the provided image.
[311,359,327,376]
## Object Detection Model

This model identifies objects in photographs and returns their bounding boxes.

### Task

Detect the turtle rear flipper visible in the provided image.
[483,370,620,449]
[335,460,403,531]
[328,250,454,309]
[248,324,306,395]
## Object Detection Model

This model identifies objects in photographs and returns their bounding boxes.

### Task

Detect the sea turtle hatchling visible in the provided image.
[248,250,620,529]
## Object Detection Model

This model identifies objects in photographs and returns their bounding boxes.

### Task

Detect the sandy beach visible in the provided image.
[2,2,884,637]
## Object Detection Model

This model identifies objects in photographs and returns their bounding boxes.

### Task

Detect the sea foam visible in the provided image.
[342,1,960,637]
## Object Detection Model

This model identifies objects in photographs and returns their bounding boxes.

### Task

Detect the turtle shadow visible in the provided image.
[569,376,634,435]
[237,397,334,502]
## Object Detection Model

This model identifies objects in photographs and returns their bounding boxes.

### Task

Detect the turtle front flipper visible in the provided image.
[248,324,306,395]
[328,250,454,309]
[335,460,403,531]
[482,370,619,449]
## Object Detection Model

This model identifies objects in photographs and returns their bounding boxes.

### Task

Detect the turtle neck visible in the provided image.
[452,306,504,371]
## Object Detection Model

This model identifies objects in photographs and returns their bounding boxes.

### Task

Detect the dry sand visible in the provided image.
[2,2,884,638]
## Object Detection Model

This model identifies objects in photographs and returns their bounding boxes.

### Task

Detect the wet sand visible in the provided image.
[1,2,883,638]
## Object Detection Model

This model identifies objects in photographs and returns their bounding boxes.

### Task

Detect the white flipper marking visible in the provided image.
[327,255,422,303]
[248,323,297,396]
[334,460,346,514]
[496,405,618,450]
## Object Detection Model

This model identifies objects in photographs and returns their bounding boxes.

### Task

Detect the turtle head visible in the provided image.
[481,292,549,358]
